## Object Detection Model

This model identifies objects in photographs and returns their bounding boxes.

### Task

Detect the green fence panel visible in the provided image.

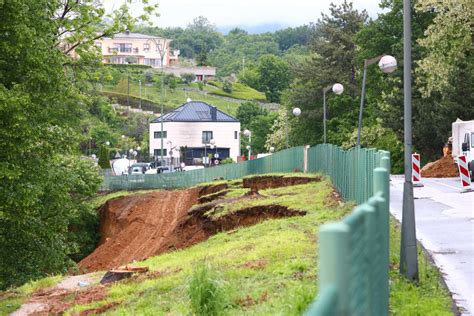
[306,148,390,316]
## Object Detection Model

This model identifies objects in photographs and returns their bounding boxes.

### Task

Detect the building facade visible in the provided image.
[162,66,216,82]
[149,101,240,165]
[97,31,179,67]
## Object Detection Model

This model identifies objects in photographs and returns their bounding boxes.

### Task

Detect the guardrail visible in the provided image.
[305,151,391,316]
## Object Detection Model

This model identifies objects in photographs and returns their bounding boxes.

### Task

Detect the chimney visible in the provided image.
[210,106,217,121]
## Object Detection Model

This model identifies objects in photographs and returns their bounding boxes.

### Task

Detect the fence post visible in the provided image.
[304,145,309,173]
[374,166,390,316]
[319,222,350,315]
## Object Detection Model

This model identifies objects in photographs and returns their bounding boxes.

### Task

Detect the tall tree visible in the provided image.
[283,1,367,146]
[0,0,153,289]
[257,55,291,103]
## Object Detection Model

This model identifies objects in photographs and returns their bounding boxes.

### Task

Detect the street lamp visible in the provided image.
[243,130,252,159]
[105,141,110,146]
[322,83,344,144]
[269,146,275,153]
[356,55,397,146]
[285,107,302,148]
[400,0,418,281]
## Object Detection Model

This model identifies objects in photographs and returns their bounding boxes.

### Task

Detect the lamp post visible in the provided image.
[136,146,141,162]
[400,0,418,281]
[356,55,397,146]
[322,83,344,144]
[243,129,251,160]
[269,146,275,153]
[285,107,302,148]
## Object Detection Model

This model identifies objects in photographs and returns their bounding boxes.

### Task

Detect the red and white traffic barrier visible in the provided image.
[457,155,473,193]
[412,153,424,187]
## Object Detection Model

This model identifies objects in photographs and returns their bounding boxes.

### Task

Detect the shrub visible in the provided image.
[197,81,204,91]
[222,80,233,93]
[188,264,226,316]
[181,73,196,84]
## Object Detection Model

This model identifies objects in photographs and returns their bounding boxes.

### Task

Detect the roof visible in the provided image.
[151,101,239,123]
[105,32,168,40]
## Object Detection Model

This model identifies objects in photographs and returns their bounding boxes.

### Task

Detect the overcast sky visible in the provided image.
[103,0,384,29]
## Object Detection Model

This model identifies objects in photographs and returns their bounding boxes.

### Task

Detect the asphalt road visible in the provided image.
[390,176,474,315]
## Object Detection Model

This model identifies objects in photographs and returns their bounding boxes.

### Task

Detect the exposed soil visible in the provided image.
[20,286,108,316]
[243,175,321,193]
[422,156,459,178]
[79,178,310,272]
[198,189,230,203]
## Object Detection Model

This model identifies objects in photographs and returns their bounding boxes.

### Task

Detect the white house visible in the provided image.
[149,101,241,165]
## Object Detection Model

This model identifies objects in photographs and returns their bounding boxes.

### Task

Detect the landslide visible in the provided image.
[79,177,311,272]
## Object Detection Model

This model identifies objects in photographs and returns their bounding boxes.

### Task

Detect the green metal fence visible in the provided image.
[305,150,391,316]
[100,146,304,191]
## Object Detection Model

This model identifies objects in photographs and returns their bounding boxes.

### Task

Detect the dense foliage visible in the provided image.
[0,0,156,289]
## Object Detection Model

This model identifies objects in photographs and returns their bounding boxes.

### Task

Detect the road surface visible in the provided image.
[390,176,474,315]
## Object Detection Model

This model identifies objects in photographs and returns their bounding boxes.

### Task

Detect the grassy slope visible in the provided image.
[202,81,266,101]
[103,80,265,117]
[0,174,454,315]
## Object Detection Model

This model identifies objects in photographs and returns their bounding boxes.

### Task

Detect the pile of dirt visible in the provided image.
[79,179,309,272]
[421,156,459,178]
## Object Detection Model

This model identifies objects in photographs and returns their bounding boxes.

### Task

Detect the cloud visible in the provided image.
[103,0,383,28]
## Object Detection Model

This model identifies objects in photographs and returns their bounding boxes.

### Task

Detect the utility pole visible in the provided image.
[139,79,142,109]
[400,0,419,281]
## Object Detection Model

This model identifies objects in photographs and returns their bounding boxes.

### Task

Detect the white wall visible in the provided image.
[149,121,241,160]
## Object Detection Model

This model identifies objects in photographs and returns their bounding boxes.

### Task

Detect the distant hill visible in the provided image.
[218,22,290,34]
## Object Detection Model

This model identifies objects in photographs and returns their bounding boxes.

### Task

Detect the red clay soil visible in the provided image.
[79,188,201,272]
[421,156,459,178]
[25,286,109,315]
[79,181,306,272]
[243,175,321,192]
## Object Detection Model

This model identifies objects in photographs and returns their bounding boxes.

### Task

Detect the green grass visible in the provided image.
[389,220,453,315]
[205,81,266,101]
[0,275,63,314]
[103,83,243,116]
[2,174,454,315]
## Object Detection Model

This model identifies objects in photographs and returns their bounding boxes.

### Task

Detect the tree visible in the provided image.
[98,145,110,169]
[236,102,268,128]
[284,0,369,147]
[415,0,473,98]
[182,73,196,84]
[257,55,291,103]
[0,0,153,289]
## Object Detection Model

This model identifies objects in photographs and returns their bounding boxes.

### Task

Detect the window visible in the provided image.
[144,58,161,67]
[202,131,213,144]
[154,149,167,157]
[154,131,167,139]
[143,42,150,51]
[471,133,474,148]
[234,131,238,139]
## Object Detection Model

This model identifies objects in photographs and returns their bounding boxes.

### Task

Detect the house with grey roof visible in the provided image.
[149,101,240,165]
